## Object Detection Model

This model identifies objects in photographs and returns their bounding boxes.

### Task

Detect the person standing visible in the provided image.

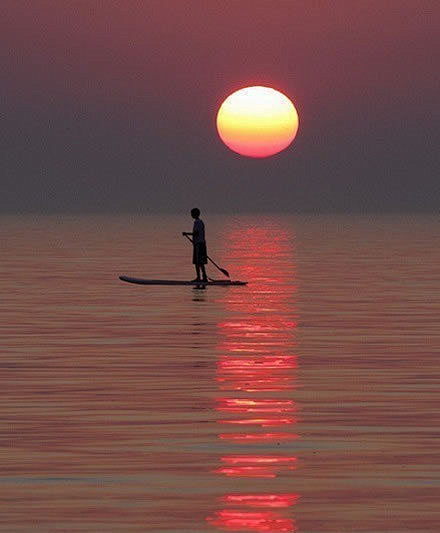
[182,208,208,282]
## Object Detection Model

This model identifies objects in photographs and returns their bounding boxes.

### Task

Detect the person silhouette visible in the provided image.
[182,208,208,282]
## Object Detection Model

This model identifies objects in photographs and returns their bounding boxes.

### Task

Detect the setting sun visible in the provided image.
[216,86,299,158]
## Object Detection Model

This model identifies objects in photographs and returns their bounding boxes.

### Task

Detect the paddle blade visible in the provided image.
[220,267,230,278]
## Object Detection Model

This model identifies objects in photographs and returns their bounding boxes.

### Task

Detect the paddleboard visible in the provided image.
[119,276,247,286]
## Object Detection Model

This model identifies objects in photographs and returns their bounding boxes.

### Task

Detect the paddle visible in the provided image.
[183,234,230,278]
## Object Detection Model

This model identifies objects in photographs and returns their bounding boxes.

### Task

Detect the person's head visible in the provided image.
[191,207,200,219]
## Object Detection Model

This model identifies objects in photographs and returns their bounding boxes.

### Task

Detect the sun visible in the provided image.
[216,86,299,158]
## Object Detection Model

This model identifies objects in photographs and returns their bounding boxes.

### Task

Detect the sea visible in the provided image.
[1,214,439,533]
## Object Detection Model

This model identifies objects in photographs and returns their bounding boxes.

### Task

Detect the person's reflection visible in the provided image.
[207,222,300,532]
[192,284,207,301]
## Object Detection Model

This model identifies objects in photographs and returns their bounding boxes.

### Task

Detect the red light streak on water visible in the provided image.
[217,321,297,347]
[218,418,296,426]
[216,398,296,414]
[222,456,297,465]
[218,321,297,332]
[217,382,294,393]
[223,494,300,508]
[217,379,294,393]
[214,467,277,478]
[207,510,296,532]
[219,433,299,442]
[215,456,297,478]
[216,354,298,392]
[217,356,297,371]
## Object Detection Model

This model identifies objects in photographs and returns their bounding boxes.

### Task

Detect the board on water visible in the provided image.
[119,276,247,286]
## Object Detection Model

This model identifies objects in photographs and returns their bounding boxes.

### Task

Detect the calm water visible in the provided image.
[1,214,439,533]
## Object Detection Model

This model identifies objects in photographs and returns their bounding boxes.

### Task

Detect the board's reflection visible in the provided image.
[207,224,299,532]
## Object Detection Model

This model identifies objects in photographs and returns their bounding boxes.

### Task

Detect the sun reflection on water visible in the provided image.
[207,224,300,532]
[207,509,297,532]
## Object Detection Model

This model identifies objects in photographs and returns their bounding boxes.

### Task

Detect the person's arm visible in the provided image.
[182,231,193,236]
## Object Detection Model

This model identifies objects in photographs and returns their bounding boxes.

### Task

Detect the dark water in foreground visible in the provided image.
[1,214,439,532]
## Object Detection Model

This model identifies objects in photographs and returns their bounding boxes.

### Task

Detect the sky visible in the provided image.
[1,0,439,213]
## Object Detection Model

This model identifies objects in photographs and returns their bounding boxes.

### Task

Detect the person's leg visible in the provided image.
[200,264,208,281]
[193,243,201,281]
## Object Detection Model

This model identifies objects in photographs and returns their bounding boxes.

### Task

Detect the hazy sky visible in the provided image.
[2,0,439,213]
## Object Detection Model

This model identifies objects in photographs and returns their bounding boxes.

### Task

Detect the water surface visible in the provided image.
[1,214,439,532]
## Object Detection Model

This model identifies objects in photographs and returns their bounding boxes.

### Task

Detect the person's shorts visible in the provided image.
[193,242,208,265]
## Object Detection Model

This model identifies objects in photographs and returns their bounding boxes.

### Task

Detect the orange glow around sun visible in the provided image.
[216,86,299,158]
